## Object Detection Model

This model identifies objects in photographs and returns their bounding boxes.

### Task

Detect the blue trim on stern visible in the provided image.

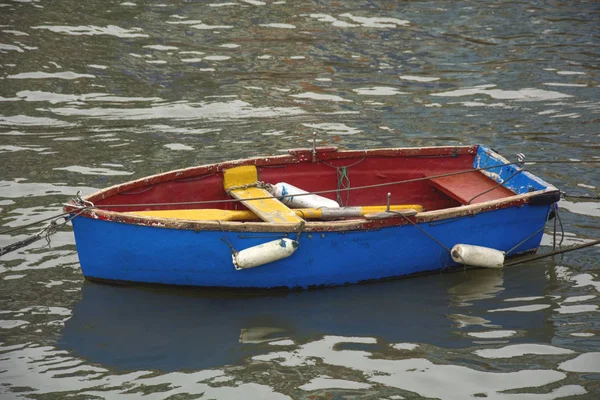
[474,146,551,194]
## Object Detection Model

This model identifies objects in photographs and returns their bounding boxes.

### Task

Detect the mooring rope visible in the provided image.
[554,203,565,247]
[524,160,600,164]
[0,211,74,236]
[72,158,598,210]
[505,226,547,256]
[504,238,600,267]
[466,169,524,204]
[1,157,596,259]
[1,192,94,236]
[91,161,523,209]
[0,229,50,257]
[0,207,91,257]
[390,210,452,253]
[562,194,600,200]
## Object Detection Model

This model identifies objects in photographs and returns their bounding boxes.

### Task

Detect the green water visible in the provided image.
[1,0,599,398]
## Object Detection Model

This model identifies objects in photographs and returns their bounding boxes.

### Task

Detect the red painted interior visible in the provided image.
[92,147,515,213]
[430,172,515,204]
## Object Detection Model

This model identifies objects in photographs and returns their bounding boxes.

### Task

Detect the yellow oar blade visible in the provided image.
[128,204,423,221]
[362,205,423,213]
[222,165,304,224]
[128,209,257,221]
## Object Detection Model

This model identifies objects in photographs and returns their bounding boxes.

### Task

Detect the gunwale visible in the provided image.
[64,145,559,233]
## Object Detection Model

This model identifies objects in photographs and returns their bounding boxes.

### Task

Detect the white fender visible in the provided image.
[233,238,299,270]
[451,244,505,269]
[268,182,340,209]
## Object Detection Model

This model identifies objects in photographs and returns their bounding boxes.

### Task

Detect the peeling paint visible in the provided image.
[63,145,557,234]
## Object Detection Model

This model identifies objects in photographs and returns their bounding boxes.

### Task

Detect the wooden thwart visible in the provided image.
[429,171,515,205]
[222,165,304,224]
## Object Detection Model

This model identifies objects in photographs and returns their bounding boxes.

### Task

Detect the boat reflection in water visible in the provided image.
[59,265,550,371]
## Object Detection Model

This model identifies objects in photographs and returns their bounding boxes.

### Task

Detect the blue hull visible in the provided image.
[72,204,549,289]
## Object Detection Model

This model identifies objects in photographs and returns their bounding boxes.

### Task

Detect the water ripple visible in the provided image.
[1,0,598,397]
[31,25,149,37]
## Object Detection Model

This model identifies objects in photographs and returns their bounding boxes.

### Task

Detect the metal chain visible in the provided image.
[216,220,237,256]
[224,181,269,196]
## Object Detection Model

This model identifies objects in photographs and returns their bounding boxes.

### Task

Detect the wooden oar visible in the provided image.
[127,204,422,221]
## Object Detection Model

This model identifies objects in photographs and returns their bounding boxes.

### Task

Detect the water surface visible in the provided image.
[1,0,599,398]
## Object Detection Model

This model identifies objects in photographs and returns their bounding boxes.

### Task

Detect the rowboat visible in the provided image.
[64,145,559,289]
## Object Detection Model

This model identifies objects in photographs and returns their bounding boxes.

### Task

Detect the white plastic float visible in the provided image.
[232,238,299,270]
[268,182,340,209]
[451,244,505,269]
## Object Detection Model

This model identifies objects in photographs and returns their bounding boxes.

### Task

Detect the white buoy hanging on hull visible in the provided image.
[233,238,299,270]
[451,244,505,269]
[268,182,340,209]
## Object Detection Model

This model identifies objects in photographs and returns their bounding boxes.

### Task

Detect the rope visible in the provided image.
[389,210,451,253]
[555,204,565,246]
[0,211,73,235]
[504,238,600,267]
[336,166,350,206]
[216,220,237,256]
[1,156,594,258]
[524,160,600,164]
[294,220,306,243]
[1,192,93,235]
[5,158,595,222]
[466,169,523,204]
[322,158,365,207]
[505,226,546,256]
[0,232,47,257]
[552,203,558,251]
[94,161,524,209]
[562,194,600,200]
[0,207,90,257]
